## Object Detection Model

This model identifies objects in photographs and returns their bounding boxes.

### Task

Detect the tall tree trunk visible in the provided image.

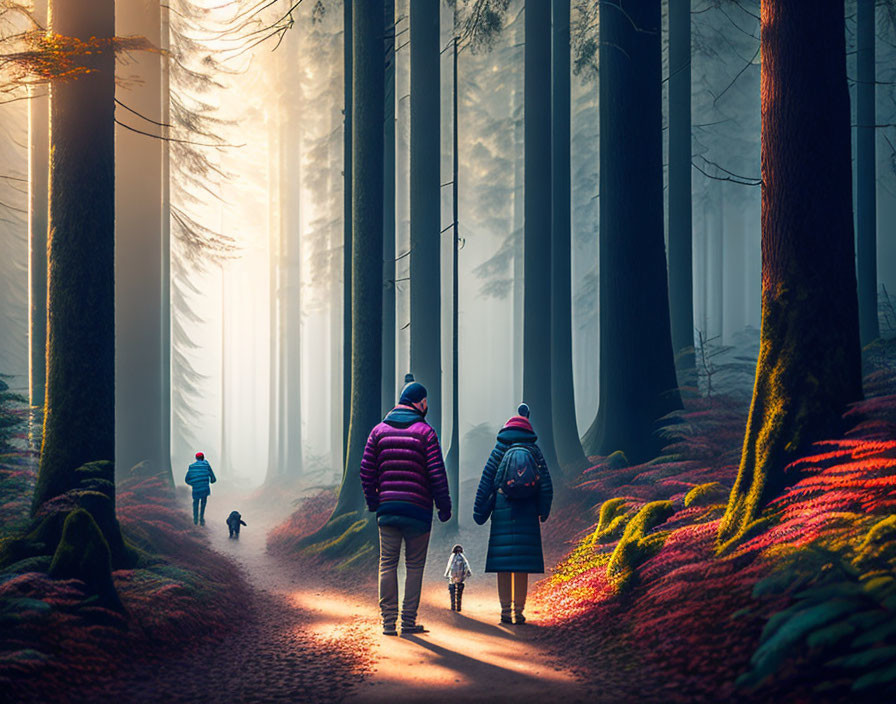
[410,0,442,435]
[160,2,172,483]
[279,100,302,478]
[34,0,116,508]
[318,0,385,533]
[712,188,724,341]
[265,117,281,482]
[723,203,745,341]
[524,0,559,470]
[856,0,879,345]
[221,262,231,477]
[718,0,862,548]
[444,35,460,532]
[511,19,524,406]
[581,0,681,464]
[282,39,303,477]
[115,0,169,481]
[668,0,694,370]
[550,0,586,473]
[382,0,396,414]
[343,0,353,454]
[29,0,49,418]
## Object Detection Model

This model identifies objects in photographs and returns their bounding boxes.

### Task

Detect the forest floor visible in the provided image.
[98,487,595,703]
[83,487,370,704]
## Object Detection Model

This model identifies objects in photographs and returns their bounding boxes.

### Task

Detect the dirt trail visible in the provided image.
[290,519,592,703]
[337,580,591,703]
[95,493,591,703]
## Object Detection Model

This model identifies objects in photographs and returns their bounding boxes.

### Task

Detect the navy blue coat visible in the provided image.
[473,417,553,573]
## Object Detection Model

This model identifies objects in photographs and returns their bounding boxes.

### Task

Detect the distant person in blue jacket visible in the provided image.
[185,451,217,526]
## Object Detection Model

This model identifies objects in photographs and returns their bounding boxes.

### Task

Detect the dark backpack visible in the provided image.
[495,444,541,499]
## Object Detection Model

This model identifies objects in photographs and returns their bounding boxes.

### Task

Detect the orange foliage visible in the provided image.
[0,29,157,85]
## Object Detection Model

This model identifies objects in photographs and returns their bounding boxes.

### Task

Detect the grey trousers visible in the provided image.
[378,525,431,627]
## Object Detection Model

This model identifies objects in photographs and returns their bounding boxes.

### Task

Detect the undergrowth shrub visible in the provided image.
[739,545,896,697]
[606,501,674,590]
[266,489,338,557]
[533,358,896,700]
[684,481,727,508]
[1,462,251,698]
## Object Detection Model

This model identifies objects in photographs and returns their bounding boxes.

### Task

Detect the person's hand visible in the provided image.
[438,508,451,523]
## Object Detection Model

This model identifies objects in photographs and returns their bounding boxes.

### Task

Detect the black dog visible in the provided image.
[226,510,247,539]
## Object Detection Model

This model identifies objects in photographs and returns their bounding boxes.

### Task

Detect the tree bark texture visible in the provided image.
[524,0,560,470]
[550,0,587,473]
[410,0,442,436]
[581,0,682,464]
[718,0,862,547]
[34,0,117,511]
[668,0,695,368]
[856,0,879,345]
[330,0,385,521]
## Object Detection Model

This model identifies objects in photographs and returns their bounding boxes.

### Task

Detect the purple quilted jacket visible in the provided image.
[360,406,451,518]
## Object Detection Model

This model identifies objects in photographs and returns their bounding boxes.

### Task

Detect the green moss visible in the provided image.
[684,482,728,508]
[718,277,862,550]
[719,516,772,556]
[589,498,630,543]
[1,555,53,574]
[853,516,896,571]
[596,498,627,531]
[69,486,136,568]
[48,509,122,611]
[302,512,378,568]
[606,500,675,590]
[0,510,69,568]
[605,450,629,469]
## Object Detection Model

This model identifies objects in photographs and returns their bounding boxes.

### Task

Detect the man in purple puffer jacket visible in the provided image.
[361,375,452,636]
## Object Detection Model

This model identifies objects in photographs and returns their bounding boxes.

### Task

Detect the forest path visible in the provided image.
[90,489,369,704]
[106,488,591,702]
[282,517,593,703]
[338,579,591,703]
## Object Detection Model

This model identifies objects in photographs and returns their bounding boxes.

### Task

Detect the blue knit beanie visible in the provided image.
[517,403,530,418]
[400,373,427,406]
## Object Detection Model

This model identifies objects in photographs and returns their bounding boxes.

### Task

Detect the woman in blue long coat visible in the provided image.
[473,403,553,624]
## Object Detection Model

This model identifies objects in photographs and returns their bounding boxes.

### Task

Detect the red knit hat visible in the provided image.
[195,451,204,460]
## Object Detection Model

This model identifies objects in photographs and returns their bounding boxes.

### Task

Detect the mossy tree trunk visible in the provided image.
[308,0,384,557]
[550,0,587,475]
[667,0,695,373]
[409,0,442,436]
[718,0,862,548]
[524,0,560,471]
[581,0,682,464]
[33,0,117,511]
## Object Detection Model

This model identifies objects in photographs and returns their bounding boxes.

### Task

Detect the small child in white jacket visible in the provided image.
[444,544,472,612]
